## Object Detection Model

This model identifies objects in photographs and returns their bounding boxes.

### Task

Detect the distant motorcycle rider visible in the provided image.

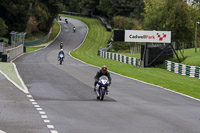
[73,26,76,32]
[60,42,63,49]
[94,65,111,93]
[58,49,65,60]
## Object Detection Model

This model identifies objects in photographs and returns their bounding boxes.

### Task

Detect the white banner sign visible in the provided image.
[125,30,171,43]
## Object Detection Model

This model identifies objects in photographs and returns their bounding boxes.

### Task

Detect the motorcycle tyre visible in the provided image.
[100,89,105,101]
[60,59,63,65]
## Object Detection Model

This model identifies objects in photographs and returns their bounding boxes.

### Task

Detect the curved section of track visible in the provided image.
[15,17,200,133]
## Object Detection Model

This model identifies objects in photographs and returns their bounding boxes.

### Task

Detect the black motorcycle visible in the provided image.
[73,27,76,32]
[58,53,64,65]
[65,19,68,24]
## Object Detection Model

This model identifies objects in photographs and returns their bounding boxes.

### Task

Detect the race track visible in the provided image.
[14,17,200,133]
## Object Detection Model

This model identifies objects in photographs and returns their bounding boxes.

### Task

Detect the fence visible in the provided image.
[165,60,200,79]
[24,30,51,46]
[98,50,141,67]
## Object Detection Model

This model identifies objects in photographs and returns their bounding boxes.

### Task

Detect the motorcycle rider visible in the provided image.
[73,26,76,32]
[60,42,63,49]
[65,18,68,24]
[58,49,65,61]
[94,65,111,94]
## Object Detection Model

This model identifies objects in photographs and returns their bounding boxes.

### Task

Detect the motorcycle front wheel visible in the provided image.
[100,89,105,101]
[60,59,62,65]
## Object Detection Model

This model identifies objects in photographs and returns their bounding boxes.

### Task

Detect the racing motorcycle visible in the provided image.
[58,53,64,65]
[73,27,76,32]
[65,19,68,24]
[96,76,110,101]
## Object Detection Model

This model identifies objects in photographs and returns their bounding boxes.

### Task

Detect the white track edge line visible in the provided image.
[0,69,28,94]
[10,20,61,94]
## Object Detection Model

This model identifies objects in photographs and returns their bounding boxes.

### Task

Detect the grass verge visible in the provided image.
[0,63,23,89]
[62,14,200,100]
[0,20,61,92]
[26,20,60,53]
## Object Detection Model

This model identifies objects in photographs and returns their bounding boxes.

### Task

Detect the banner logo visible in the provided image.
[125,30,171,43]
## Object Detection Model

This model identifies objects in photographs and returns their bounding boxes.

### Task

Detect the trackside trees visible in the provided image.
[0,0,62,36]
[0,18,8,37]
[165,1,196,48]
[143,0,197,49]
[0,0,30,33]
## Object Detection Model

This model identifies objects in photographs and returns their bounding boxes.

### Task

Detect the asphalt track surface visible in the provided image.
[13,17,200,133]
[0,72,48,133]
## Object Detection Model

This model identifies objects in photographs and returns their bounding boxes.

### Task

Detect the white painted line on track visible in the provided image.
[4,21,62,133]
[0,69,28,94]
[36,108,43,111]
[41,115,48,119]
[34,105,40,108]
[47,125,54,129]
[44,120,50,123]
[12,63,29,93]
[0,130,7,133]
[29,99,35,102]
[27,95,32,98]
[32,102,37,105]
[70,52,200,102]
[26,94,58,133]
[39,111,46,114]
[50,130,58,133]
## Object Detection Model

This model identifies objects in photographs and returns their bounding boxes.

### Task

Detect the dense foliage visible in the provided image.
[0,0,62,37]
[0,0,200,49]
[143,0,200,47]
[0,18,8,37]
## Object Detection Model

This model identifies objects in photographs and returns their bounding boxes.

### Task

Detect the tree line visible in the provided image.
[0,0,62,38]
[0,0,200,47]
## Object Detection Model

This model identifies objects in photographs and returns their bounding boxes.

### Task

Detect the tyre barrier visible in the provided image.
[98,50,141,67]
[165,60,200,79]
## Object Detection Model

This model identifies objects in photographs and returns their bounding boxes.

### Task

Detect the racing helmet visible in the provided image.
[101,65,107,74]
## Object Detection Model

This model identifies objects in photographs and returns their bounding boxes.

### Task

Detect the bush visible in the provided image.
[0,18,8,37]
[112,42,131,52]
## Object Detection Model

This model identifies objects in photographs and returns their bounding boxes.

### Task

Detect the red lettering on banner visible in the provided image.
[146,35,155,39]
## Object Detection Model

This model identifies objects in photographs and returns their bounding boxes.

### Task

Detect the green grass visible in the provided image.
[0,20,61,93]
[26,20,60,53]
[175,48,200,67]
[25,20,60,42]
[0,63,24,89]
[26,47,40,53]
[61,14,200,100]
[119,48,200,67]
[61,14,113,64]
[50,20,60,40]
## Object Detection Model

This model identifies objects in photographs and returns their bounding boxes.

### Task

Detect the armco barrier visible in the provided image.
[98,50,140,67]
[165,60,200,79]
